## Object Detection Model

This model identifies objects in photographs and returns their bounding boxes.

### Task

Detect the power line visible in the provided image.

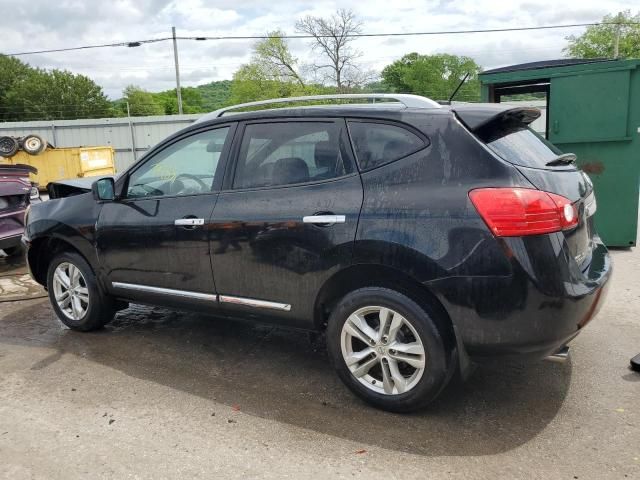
[5,22,639,57]
[6,38,171,57]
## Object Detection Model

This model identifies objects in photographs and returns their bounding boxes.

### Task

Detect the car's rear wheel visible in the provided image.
[326,287,454,412]
[46,251,116,331]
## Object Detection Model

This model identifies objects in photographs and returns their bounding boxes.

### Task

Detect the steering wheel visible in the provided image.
[170,174,209,195]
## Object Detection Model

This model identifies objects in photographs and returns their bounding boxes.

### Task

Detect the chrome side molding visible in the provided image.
[111,282,218,302]
[219,295,291,312]
[111,282,291,311]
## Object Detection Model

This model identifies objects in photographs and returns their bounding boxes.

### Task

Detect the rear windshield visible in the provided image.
[476,120,564,168]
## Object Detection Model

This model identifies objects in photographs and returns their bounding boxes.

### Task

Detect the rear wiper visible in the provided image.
[545,153,576,167]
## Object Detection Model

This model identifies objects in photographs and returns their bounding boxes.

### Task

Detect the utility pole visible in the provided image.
[126,101,137,161]
[172,26,184,114]
[613,22,621,59]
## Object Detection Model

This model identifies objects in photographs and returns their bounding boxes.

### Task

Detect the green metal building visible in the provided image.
[480,58,640,247]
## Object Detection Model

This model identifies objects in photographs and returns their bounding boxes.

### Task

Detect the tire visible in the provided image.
[0,136,18,157]
[3,245,24,257]
[21,134,46,156]
[326,287,454,412]
[46,251,116,331]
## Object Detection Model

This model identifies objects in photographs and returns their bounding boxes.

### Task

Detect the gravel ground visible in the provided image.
[0,246,638,479]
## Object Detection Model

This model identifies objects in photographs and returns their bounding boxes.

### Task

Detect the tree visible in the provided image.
[254,31,305,86]
[229,32,317,104]
[230,64,306,104]
[564,10,640,59]
[295,9,367,90]
[5,69,114,121]
[0,55,32,121]
[381,53,482,102]
[154,87,205,115]
[121,85,164,116]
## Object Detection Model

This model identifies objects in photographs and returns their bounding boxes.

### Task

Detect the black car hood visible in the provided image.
[48,175,116,199]
[452,104,541,131]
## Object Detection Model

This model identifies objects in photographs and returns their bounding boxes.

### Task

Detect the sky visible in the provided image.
[0,0,635,98]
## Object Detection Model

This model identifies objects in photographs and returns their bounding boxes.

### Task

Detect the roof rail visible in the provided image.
[196,93,441,123]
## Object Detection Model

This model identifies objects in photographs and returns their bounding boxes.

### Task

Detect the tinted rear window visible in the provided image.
[348,121,426,171]
[476,120,563,168]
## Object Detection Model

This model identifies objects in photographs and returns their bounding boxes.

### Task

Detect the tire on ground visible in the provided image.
[46,250,116,331]
[326,286,455,412]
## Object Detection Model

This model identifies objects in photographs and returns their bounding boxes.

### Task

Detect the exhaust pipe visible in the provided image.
[545,345,570,363]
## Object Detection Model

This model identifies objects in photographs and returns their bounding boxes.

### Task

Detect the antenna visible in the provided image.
[448,72,471,103]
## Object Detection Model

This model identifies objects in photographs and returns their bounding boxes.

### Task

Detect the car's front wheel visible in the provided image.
[46,251,116,331]
[327,287,454,412]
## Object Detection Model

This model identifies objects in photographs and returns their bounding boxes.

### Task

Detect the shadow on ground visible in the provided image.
[0,297,571,457]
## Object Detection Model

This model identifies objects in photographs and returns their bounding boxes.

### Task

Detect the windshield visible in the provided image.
[476,120,566,169]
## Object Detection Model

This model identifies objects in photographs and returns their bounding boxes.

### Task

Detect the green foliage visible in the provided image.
[381,53,482,102]
[229,64,334,105]
[160,81,232,113]
[3,66,113,121]
[195,81,232,111]
[565,10,640,59]
[120,85,164,116]
[229,32,316,104]
[254,31,305,86]
[0,56,32,120]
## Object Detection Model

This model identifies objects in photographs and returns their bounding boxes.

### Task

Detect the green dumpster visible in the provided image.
[480,58,640,247]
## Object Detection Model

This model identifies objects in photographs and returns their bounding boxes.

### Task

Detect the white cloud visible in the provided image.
[0,0,635,98]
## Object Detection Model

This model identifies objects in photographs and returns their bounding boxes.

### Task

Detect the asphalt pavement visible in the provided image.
[0,247,638,479]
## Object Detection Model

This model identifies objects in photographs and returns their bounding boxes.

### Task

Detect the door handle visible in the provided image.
[302,215,346,225]
[174,218,205,226]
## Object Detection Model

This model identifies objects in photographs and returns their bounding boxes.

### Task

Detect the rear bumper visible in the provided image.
[427,234,612,361]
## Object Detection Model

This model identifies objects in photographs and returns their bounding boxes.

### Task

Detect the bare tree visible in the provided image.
[295,9,364,90]
[254,31,305,87]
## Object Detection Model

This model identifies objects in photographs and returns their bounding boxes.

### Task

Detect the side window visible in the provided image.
[127,127,229,199]
[348,121,426,171]
[233,122,350,189]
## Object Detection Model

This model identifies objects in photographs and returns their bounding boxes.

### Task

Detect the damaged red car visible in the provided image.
[0,164,40,256]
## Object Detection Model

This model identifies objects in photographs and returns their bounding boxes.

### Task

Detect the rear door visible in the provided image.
[209,118,363,326]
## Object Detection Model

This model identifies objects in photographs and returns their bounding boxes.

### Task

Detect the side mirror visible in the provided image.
[92,177,116,201]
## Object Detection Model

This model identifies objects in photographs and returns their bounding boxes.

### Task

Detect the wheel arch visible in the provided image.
[28,235,98,288]
[314,263,457,353]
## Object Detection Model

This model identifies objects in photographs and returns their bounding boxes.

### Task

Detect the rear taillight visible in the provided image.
[469,187,578,237]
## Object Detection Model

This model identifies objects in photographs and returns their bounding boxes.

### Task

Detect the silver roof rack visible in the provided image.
[196,93,441,123]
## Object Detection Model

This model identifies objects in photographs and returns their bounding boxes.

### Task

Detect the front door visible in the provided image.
[97,124,234,306]
[209,119,363,326]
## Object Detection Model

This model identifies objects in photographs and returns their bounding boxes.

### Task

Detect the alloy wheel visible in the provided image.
[340,306,426,395]
[52,262,90,321]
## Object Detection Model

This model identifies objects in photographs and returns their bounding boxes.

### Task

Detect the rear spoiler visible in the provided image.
[452,105,541,131]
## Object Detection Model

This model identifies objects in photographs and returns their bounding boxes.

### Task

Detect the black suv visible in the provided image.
[23,94,611,412]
